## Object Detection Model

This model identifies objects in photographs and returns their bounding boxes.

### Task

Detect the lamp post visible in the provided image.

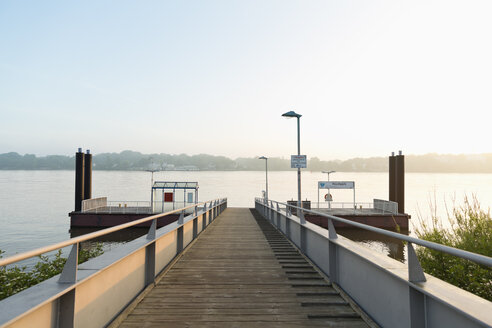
[322,170,336,209]
[259,156,268,205]
[282,111,302,210]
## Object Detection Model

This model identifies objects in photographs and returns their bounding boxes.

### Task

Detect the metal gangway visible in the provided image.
[0,198,491,327]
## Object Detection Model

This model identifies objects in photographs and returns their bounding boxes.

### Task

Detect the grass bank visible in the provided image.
[415,196,492,301]
[0,244,103,301]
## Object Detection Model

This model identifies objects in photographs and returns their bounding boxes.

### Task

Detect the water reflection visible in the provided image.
[338,228,409,263]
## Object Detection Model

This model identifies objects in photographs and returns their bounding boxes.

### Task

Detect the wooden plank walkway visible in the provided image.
[118,208,371,328]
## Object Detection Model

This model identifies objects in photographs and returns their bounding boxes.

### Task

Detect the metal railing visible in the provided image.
[313,199,399,215]
[81,201,153,214]
[0,198,228,328]
[151,201,197,214]
[82,197,107,212]
[313,201,374,209]
[255,198,492,328]
[256,198,492,268]
[81,200,201,215]
[373,198,398,214]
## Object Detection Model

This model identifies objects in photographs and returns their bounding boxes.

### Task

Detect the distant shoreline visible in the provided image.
[2,151,492,173]
[1,169,492,174]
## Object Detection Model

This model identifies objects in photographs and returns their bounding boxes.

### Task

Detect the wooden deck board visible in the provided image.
[117,208,369,327]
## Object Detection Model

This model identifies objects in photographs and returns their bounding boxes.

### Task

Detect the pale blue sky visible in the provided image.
[1,1,491,160]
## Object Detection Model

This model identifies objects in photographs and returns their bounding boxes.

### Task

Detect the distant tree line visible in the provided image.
[1,151,492,172]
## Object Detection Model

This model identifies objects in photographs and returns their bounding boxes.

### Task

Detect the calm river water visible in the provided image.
[2,170,492,262]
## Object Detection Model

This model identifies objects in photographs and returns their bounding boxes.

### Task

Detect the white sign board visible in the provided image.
[291,155,307,168]
[318,181,355,189]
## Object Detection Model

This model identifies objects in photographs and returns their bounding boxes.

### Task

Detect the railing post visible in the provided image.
[328,218,338,284]
[59,243,79,284]
[209,201,213,223]
[407,242,427,328]
[299,208,306,224]
[276,203,280,228]
[58,289,76,328]
[176,211,185,253]
[145,219,157,287]
[407,243,426,283]
[57,243,79,328]
[270,201,274,222]
[193,206,198,239]
[203,203,208,229]
[178,211,184,225]
[285,205,291,239]
[327,218,337,239]
[299,209,307,252]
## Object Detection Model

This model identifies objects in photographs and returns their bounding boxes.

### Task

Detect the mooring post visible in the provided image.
[75,148,85,212]
[396,150,405,213]
[389,152,396,204]
[83,149,92,201]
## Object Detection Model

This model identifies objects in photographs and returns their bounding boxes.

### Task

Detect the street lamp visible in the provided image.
[146,158,160,213]
[282,110,302,210]
[322,170,336,209]
[259,156,268,205]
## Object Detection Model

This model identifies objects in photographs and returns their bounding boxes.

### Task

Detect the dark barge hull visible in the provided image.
[69,212,179,228]
[305,213,410,230]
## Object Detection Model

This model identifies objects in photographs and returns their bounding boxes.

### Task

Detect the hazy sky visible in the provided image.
[1,1,491,160]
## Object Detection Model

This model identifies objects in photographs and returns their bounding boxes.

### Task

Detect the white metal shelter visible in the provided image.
[151,181,198,213]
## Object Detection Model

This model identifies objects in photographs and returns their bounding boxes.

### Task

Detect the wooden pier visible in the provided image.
[116,208,371,327]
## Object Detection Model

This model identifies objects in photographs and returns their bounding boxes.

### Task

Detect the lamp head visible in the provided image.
[282,111,301,118]
[259,156,268,160]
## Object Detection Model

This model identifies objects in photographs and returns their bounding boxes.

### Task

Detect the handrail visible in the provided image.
[256,198,492,268]
[0,199,225,267]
